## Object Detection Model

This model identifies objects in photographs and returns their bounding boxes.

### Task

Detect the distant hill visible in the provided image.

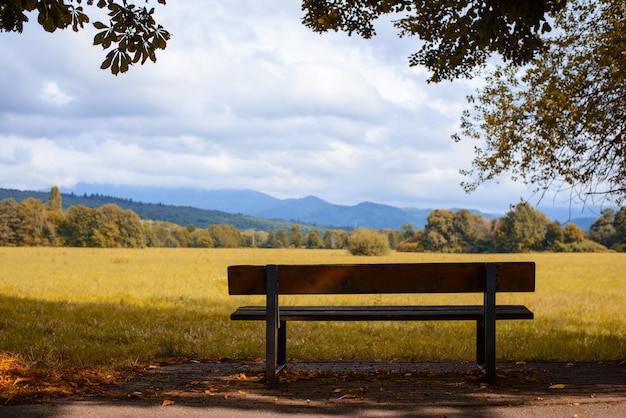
[68,184,441,229]
[0,188,333,233]
[1,185,604,231]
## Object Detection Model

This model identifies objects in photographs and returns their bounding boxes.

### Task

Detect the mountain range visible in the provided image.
[66,184,600,231]
[1,184,602,231]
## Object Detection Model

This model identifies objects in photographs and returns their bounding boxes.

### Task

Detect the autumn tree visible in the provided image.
[0,0,170,74]
[17,197,56,245]
[91,203,145,247]
[208,224,243,248]
[274,228,288,248]
[2,1,565,80]
[189,228,213,248]
[46,186,63,212]
[456,0,626,205]
[61,205,97,246]
[0,198,20,246]
[589,208,626,251]
[494,202,551,252]
[589,209,618,248]
[422,209,485,252]
[323,229,346,249]
[289,225,303,248]
[346,228,389,256]
[305,229,324,249]
[302,0,566,82]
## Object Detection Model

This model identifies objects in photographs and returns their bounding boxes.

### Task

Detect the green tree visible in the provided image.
[305,229,324,249]
[61,205,98,246]
[346,228,389,256]
[589,208,617,248]
[422,209,454,252]
[543,221,565,250]
[323,229,346,249]
[289,225,303,248]
[145,222,179,247]
[3,1,565,80]
[456,0,626,205]
[274,228,288,248]
[400,223,415,240]
[264,230,277,248]
[611,208,626,251]
[494,202,551,252]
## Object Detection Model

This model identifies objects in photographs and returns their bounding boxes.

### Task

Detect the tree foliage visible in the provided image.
[302,0,566,82]
[456,0,626,204]
[2,1,565,80]
[0,0,170,74]
[346,228,389,255]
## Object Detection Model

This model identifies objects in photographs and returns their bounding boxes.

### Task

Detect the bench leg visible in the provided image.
[482,263,497,383]
[278,320,286,367]
[476,319,485,366]
[265,265,280,384]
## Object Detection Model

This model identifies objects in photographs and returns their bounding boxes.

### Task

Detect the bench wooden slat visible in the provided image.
[231,305,534,321]
[228,262,535,295]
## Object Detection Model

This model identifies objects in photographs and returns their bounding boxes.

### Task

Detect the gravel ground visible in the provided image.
[2,359,625,417]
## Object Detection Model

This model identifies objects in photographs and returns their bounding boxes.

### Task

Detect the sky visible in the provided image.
[0,1,592,214]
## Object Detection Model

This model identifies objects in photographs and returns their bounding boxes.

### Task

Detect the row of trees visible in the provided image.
[398,204,625,253]
[1,188,625,253]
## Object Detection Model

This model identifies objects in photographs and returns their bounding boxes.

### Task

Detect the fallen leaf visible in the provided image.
[550,384,567,389]
[536,396,545,401]
[13,377,32,385]
[128,391,144,399]
[161,399,175,407]
[205,390,215,396]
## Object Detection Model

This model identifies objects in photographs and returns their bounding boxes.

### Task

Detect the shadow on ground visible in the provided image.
[37,359,623,417]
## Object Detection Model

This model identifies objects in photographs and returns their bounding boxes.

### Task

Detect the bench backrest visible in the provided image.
[228,262,535,295]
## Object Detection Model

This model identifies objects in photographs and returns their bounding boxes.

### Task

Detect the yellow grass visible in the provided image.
[0,248,624,370]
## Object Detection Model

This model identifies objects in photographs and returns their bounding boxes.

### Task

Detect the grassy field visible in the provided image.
[0,248,624,372]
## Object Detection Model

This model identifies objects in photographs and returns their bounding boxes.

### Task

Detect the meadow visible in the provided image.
[0,248,624,372]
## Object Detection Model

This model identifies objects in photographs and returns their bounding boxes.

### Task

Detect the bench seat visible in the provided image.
[232,305,534,321]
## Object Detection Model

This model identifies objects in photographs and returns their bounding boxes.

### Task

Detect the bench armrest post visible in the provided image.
[483,263,498,383]
[265,265,280,383]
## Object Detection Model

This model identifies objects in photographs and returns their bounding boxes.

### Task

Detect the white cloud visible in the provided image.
[0,0,543,212]
[41,82,75,106]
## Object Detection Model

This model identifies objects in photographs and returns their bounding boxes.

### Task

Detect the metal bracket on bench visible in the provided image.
[265,265,286,383]
[477,263,498,383]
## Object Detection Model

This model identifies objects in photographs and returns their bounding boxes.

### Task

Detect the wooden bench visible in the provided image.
[228,262,535,383]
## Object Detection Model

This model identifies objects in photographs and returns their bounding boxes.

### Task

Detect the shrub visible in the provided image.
[346,228,390,256]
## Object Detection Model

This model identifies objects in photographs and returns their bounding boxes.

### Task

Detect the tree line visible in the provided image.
[1,187,624,253]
